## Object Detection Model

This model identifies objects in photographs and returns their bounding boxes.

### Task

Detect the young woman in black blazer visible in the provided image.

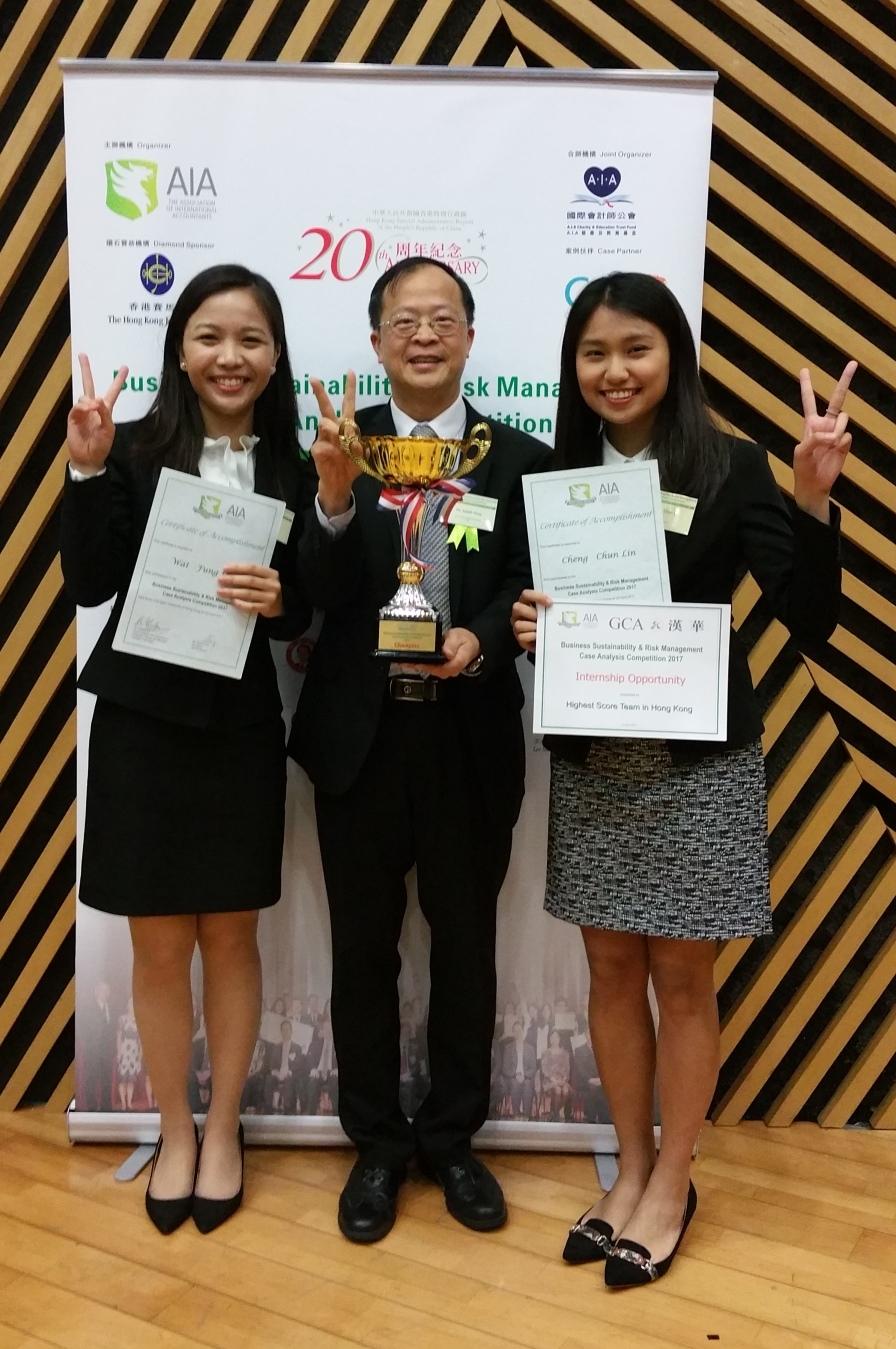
[512,273,853,1288]
[61,265,309,1234]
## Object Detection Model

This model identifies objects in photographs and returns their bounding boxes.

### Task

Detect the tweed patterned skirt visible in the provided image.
[544,738,772,940]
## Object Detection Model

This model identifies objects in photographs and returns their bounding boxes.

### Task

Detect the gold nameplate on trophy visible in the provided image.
[338,422,492,661]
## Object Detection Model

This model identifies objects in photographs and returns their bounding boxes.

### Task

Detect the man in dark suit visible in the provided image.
[571,1026,612,1123]
[263,1019,304,1114]
[291,258,550,1242]
[501,1020,537,1119]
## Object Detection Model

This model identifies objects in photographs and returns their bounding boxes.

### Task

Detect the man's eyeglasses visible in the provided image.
[379,311,467,338]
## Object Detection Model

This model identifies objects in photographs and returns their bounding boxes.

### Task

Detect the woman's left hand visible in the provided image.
[217,563,283,617]
[793,360,857,522]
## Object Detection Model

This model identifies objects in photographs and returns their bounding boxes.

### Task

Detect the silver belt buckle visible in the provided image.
[389,676,436,703]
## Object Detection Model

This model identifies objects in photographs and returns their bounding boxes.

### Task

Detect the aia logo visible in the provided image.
[583,165,621,198]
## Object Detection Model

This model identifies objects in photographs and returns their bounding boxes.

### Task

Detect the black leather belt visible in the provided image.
[388,675,439,703]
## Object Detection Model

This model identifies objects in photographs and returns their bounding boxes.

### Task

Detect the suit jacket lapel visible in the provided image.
[253,447,276,500]
[448,401,494,618]
[664,529,689,591]
[359,402,401,572]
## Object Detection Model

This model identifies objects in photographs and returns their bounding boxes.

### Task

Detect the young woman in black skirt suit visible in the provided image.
[61,264,310,1234]
[512,273,854,1287]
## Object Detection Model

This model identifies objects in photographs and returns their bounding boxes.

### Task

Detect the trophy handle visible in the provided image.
[337,419,381,479]
[457,421,492,476]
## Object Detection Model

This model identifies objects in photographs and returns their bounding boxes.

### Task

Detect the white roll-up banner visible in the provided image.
[62,61,715,1149]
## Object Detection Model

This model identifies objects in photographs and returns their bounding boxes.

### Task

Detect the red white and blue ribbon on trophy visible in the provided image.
[378,478,478,566]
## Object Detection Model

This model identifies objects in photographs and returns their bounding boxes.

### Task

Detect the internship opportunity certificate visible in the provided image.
[522,463,671,603]
[112,468,285,679]
[533,600,730,740]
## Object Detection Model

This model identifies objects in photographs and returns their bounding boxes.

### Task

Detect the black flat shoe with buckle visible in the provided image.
[604,1182,698,1289]
[562,1208,615,1263]
[420,1154,507,1232]
[338,1158,406,1243]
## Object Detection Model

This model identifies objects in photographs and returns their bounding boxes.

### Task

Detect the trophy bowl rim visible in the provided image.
[337,423,492,487]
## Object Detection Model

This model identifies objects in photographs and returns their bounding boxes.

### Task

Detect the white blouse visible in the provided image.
[600,433,652,465]
[198,434,259,492]
[69,433,260,488]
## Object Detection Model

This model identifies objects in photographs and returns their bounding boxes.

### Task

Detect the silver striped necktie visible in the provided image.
[410,422,452,629]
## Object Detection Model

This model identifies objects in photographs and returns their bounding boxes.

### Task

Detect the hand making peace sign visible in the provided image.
[309,370,362,519]
[793,360,857,524]
[67,354,129,473]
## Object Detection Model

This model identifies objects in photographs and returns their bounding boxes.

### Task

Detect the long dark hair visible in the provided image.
[132,264,300,487]
[554,273,729,501]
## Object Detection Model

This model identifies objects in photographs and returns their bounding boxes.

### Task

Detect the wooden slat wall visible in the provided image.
[1,0,893,1125]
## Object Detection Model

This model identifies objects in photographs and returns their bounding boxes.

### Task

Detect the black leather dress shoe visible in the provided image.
[422,1154,507,1231]
[338,1159,406,1243]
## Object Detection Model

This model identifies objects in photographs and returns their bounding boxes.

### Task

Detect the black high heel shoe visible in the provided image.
[145,1122,198,1235]
[604,1182,697,1288]
[562,1209,615,1264]
[193,1123,245,1234]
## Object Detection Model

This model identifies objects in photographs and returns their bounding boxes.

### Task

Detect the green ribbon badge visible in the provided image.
[447,524,479,552]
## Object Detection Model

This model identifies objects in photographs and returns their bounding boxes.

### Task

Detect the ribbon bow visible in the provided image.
[378,478,472,567]
[442,494,481,553]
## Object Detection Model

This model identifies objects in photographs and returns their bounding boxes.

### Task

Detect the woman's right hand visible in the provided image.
[67,354,129,473]
[310,370,363,518]
[511,588,552,651]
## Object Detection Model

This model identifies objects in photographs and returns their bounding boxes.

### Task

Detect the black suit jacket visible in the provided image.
[264,1041,303,1076]
[289,402,552,797]
[60,423,310,729]
[501,1040,537,1080]
[546,437,841,763]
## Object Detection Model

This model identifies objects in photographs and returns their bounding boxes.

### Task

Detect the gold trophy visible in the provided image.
[338,420,492,660]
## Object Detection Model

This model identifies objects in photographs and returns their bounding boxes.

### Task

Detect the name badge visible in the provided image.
[439,491,496,531]
[661,491,697,535]
[442,493,498,532]
[277,508,295,545]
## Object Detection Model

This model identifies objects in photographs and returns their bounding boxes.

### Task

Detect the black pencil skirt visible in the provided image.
[79,699,286,916]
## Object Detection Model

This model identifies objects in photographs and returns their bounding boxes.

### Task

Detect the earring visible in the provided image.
[180,361,186,371]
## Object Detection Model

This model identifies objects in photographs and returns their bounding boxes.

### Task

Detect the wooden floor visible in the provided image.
[0,1112,895,1348]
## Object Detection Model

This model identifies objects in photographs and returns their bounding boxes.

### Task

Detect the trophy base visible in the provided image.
[374,615,444,662]
[373,649,447,664]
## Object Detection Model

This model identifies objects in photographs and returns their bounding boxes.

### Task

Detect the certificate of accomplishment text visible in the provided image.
[112,468,285,679]
[522,462,671,603]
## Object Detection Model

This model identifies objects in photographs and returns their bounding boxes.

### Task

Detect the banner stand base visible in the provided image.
[67,1108,644,1155]
[115,1144,156,1182]
[595,1152,619,1191]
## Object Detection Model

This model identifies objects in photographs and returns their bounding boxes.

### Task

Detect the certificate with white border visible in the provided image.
[522,462,671,603]
[534,600,730,740]
[112,467,285,679]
